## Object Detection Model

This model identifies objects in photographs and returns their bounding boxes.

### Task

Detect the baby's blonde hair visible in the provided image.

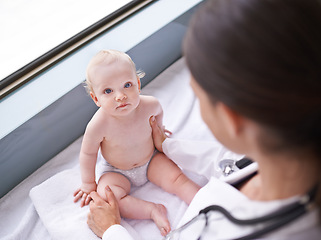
[84,49,145,94]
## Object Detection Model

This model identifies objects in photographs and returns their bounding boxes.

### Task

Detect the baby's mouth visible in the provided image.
[117,103,129,109]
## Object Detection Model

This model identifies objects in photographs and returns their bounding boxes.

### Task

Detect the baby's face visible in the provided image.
[90,59,141,117]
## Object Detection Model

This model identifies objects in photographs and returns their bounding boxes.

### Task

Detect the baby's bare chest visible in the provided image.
[100,116,154,167]
[103,116,152,147]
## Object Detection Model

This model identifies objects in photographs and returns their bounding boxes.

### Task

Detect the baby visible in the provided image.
[73,50,200,236]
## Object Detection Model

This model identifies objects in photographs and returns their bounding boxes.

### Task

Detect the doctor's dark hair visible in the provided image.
[184,0,321,207]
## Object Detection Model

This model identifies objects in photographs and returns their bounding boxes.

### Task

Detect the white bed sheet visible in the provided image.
[0,58,217,240]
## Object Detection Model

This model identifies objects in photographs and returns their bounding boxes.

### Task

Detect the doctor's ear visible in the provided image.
[90,92,101,107]
[218,103,245,138]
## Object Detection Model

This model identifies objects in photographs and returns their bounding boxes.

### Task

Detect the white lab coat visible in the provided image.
[103,138,320,240]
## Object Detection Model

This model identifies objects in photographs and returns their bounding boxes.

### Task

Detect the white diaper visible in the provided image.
[96,149,157,187]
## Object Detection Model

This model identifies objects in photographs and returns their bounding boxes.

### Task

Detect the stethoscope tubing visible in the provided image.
[199,184,317,240]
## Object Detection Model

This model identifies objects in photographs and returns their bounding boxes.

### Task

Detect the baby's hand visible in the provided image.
[73,182,97,207]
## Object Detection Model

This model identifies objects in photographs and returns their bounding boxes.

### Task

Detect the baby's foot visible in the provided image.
[151,204,171,236]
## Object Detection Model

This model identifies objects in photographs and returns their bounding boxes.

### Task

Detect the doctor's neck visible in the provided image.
[246,148,319,202]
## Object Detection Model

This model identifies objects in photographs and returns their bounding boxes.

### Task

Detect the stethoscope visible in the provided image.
[164,158,318,240]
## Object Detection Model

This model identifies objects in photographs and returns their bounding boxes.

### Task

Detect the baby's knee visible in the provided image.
[96,172,131,202]
[96,184,108,201]
[97,183,128,202]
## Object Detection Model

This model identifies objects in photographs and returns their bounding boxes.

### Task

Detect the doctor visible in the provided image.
[87,0,321,239]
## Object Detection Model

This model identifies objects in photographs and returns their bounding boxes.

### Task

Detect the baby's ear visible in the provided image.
[137,76,141,92]
[90,92,101,107]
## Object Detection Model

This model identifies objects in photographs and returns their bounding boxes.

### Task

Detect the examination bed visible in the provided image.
[0,57,225,239]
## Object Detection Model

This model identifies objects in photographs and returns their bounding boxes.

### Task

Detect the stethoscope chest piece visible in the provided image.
[219,159,237,176]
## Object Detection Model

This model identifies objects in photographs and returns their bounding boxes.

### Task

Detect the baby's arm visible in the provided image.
[149,97,164,130]
[74,118,103,207]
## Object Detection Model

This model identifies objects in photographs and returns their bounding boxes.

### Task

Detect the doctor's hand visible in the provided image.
[87,186,121,238]
[149,115,169,152]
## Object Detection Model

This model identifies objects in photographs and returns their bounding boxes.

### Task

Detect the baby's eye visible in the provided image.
[124,82,132,88]
[104,88,112,94]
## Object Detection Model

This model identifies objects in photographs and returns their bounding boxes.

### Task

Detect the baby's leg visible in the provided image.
[97,172,170,236]
[147,153,201,205]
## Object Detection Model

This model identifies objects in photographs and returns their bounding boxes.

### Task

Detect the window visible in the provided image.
[0,0,202,140]
[0,0,132,82]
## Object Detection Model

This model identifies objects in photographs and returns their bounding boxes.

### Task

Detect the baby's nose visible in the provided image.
[115,92,127,101]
